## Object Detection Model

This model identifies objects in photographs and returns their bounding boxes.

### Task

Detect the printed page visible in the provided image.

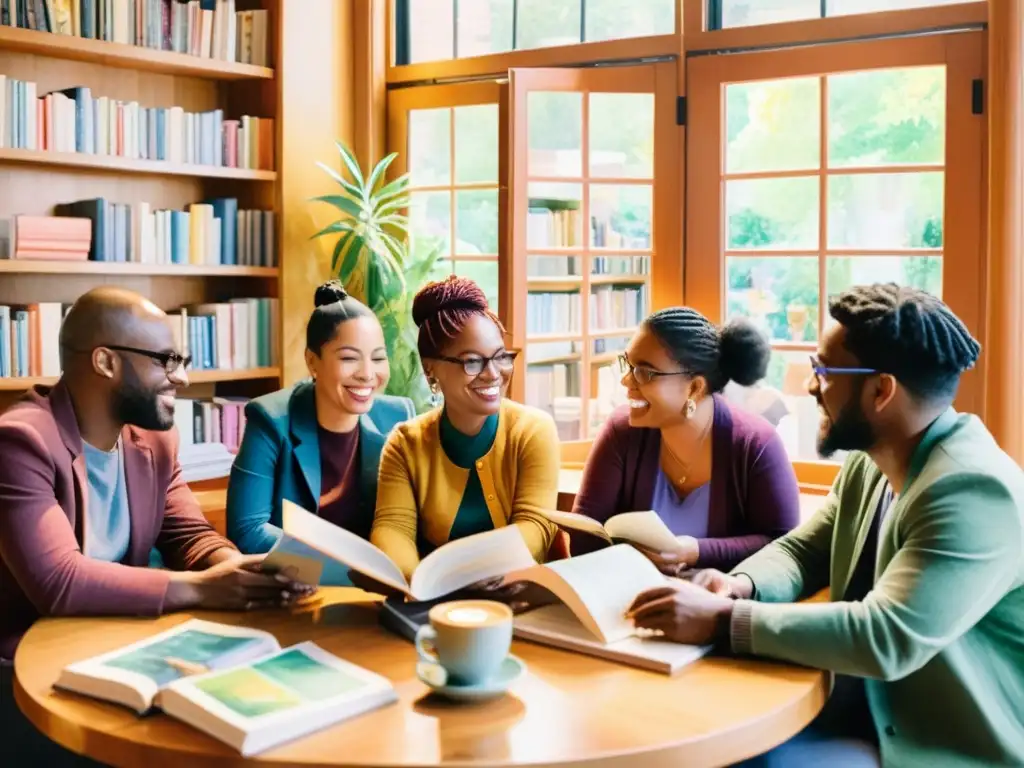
[58,619,279,712]
[605,510,683,552]
[272,500,411,596]
[411,524,538,601]
[539,509,613,542]
[531,545,667,643]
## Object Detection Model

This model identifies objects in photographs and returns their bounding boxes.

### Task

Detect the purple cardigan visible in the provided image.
[571,395,801,570]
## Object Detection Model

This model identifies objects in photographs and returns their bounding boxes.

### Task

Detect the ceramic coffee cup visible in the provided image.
[414,599,513,686]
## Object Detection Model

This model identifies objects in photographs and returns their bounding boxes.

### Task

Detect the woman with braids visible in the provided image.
[369,275,559,580]
[226,280,415,555]
[571,307,801,573]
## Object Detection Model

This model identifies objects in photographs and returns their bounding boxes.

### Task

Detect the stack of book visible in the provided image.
[0,301,63,378]
[2,0,269,66]
[0,76,274,170]
[0,214,90,260]
[49,199,276,266]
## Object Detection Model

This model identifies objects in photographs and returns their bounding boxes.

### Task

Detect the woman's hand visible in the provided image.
[633,535,700,577]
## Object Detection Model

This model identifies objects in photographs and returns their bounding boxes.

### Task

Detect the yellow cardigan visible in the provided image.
[370,399,559,579]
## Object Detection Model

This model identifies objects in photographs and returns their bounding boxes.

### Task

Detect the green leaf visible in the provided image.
[373,175,410,207]
[310,194,365,221]
[366,153,399,198]
[335,141,366,191]
[338,232,366,283]
[310,220,360,240]
[315,160,364,200]
[331,230,355,272]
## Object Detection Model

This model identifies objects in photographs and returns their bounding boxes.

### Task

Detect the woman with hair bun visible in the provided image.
[226,280,415,556]
[571,307,800,573]
[369,275,559,580]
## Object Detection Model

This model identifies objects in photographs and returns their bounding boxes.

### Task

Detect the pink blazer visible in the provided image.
[0,381,233,659]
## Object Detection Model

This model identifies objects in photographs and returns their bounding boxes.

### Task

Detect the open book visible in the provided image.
[541,508,683,553]
[55,619,396,756]
[504,545,711,674]
[263,499,538,601]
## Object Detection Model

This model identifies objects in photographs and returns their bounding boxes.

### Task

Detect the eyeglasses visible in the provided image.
[430,350,518,377]
[617,354,690,386]
[106,345,192,374]
[809,355,877,385]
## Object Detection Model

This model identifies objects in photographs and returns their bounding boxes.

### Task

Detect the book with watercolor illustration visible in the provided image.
[503,545,711,675]
[263,499,538,600]
[540,508,682,553]
[55,619,397,756]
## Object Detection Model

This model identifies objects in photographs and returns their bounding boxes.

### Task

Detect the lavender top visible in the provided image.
[572,394,801,571]
[651,472,711,538]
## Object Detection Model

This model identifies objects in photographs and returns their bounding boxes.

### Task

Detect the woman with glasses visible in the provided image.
[225,280,415,556]
[571,307,801,574]
[369,275,559,580]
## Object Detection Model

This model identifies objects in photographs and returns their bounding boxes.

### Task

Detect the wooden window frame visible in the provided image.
[685,30,986,490]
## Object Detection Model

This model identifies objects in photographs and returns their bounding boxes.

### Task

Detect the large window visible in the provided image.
[687,32,985,470]
[396,0,675,65]
[389,84,502,311]
[715,0,973,29]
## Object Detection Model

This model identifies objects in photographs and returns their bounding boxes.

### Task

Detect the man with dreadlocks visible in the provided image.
[623,284,1024,767]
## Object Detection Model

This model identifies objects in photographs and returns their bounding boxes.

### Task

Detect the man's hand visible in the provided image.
[633,536,700,577]
[684,568,755,599]
[165,554,315,611]
[625,579,734,645]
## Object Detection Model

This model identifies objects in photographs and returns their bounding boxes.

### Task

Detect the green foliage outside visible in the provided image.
[310,143,442,413]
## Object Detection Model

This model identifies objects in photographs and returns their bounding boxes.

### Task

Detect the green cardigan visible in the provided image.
[730,407,1024,767]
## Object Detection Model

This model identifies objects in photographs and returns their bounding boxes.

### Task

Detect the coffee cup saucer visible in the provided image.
[416,654,526,702]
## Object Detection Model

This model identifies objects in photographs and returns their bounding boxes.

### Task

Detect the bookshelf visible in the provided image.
[0,0,282,414]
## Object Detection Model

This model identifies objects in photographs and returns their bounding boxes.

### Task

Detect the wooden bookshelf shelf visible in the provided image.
[0,261,278,278]
[590,274,648,286]
[0,367,281,391]
[0,147,277,181]
[0,25,274,81]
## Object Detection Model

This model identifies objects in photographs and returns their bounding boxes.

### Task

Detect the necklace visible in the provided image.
[661,415,713,487]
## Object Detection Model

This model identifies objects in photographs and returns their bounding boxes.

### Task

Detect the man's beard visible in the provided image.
[114,364,174,431]
[817,397,877,458]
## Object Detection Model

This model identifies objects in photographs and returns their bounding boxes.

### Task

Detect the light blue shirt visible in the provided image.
[82,439,131,563]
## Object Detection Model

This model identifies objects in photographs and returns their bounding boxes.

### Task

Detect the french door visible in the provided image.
[686,31,985,479]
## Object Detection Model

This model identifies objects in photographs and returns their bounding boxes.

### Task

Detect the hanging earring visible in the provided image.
[429,379,443,407]
[684,398,696,419]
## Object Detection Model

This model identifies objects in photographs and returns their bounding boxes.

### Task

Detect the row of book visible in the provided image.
[0,297,276,378]
[175,395,247,482]
[526,363,625,442]
[1,76,274,170]
[2,0,268,66]
[528,205,583,248]
[6,198,277,266]
[528,255,651,278]
[527,291,581,336]
[590,286,647,332]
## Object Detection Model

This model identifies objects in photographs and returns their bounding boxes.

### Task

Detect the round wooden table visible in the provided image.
[14,588,828,767]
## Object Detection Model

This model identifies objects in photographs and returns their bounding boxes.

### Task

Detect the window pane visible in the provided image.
[727,256,820,342]
[585,0,676,42]
[454,260,500,312]
[528,289,581,335]
[528,91,583,177]
[590,284,647,333]
[454,105,499,184]
[408,0,454,63]
[827,172,944,249]
[409,191,452,256]
[427,257,454,284]
[456,0,514,58]
[827,0,967,15]
[517,0,582,49]
[726,177,819,250]
[721,0,820,28]
[590,93,654,179]
[455,189,499,255]
[826,256,942,303]
[590,184,652,250]
[528,184,583,248]
[726,77,820,174]
[409,108,451,186]
[526,361,582,440]
[828,67,945,168]
[758,350,820,460]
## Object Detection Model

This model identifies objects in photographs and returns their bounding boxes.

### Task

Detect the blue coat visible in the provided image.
[225,379,415,555]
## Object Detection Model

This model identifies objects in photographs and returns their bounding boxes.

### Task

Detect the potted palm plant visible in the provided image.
[310,141,441,413]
